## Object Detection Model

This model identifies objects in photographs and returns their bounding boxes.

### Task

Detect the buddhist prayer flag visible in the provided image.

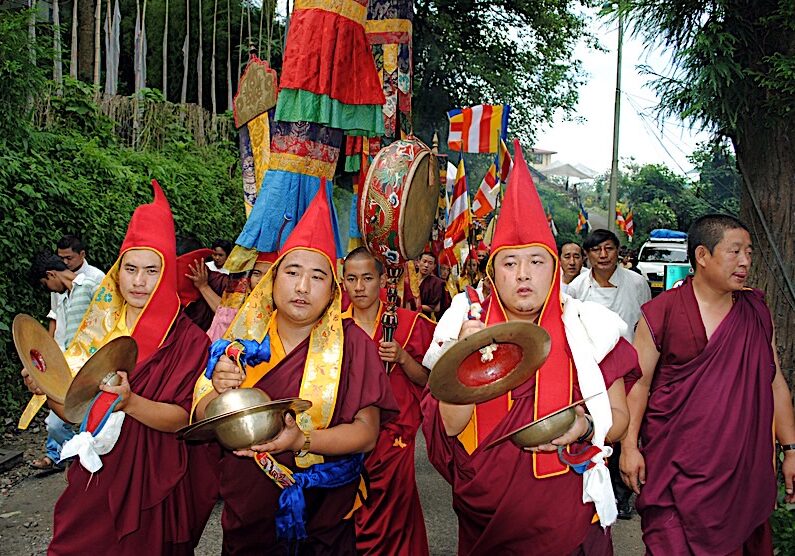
[497,139,512,182]
[576,203,590,235]
[625,208,635,242]
[546,207,558,237]
[447,104,510,153]
[615,207,626,231]
[444,158,471,250]
[472,162,499,218]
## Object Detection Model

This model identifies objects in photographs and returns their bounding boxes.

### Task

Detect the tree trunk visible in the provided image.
[53,0,64,91]
[162,0,168,99]
[211,0,217,114]
[181,0,190,103]
[226,0,232,110]
[78,0,94,81]
[734,117,795,387]
[237,1,244,84]
[93,0,101,88]
[197,0,203,106]
[70,0,78,78]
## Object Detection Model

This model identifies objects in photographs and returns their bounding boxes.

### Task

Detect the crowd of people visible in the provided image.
[21,146,795,555]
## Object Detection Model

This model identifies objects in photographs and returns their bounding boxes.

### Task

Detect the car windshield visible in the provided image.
[639,247,688,263]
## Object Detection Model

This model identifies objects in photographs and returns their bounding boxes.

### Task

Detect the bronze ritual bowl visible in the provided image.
[179,388,312,451]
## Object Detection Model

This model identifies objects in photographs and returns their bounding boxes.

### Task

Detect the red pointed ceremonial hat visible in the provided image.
[487,141,571,477]
[119,179,180,362]
[176,248,214,307]
[256,251,279,264]
[279,178,339,279]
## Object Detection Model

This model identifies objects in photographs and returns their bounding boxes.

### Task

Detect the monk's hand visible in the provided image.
[186,259,209,289]
[527,405,589,453]
[21,367,44,396]
[233,412,304,458]
[378,340,405,365]
[99,371,133,411]
[212,355,245,394]
[619,445,646,495]
[782,450,795,503]
[458,319,485,340]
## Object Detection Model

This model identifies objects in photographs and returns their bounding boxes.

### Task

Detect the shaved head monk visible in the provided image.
[620,214,795,555]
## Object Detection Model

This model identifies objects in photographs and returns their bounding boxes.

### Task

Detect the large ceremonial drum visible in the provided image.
[359,138,439,265]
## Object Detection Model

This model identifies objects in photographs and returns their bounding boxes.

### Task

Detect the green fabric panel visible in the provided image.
[275,88,385,136]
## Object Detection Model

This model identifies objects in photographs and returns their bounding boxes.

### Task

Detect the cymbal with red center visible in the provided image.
[12,314,72,404]
[428,321,551,405]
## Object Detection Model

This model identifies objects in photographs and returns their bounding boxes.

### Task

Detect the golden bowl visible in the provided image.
[179,389,312,451]
[509,407,577,448]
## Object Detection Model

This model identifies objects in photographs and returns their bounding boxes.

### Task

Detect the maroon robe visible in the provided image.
[634,278,776,555]
[354,307,434,556]
[419,274,446,319]
[422,334,639,555]
[184,270,229,331]
[49,313,216,555]
[219,319,399,555]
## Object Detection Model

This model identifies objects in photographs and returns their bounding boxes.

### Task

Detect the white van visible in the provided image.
[637,230,689,294]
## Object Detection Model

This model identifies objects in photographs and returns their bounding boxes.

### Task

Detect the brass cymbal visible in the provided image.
[178,394,313,450]
[12,314,72,404]
[428,321,551,405]
[62,336,138,424]
[486,396,596,450]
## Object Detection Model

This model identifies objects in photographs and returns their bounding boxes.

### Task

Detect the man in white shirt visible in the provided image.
[206,239,232,274]
[567,229,651,342]
[49,235,105,345]
[566,228,650,520]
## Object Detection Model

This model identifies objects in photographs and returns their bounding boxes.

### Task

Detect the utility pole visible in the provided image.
[608,8,623,232]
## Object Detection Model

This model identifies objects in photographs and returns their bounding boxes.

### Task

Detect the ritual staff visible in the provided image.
[422,143,639,554]
[28,182,217,554]
[620,214,795,555]
[341,247,434,556]
[193,183,398,555]
[417,251,448,319]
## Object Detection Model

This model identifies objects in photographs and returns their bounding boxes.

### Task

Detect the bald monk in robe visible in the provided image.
[341,247,434,556]
[620,214,795,555]
[24,182,216,554]
[417,251,448,319]
[422,143,638,555]
[192,183,398,555]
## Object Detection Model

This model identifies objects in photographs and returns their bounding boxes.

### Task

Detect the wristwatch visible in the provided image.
[295,428,311,457]
[780,443,795,452]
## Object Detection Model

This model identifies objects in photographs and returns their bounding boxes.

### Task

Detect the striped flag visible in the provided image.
[546,207,558,237]
[616,207,626,231]
[472,162,499,218]
[576,203,590,235]
[625,209,635,242]
[497,139,513,182]
[444,158,471,250]
[448,104,510,153]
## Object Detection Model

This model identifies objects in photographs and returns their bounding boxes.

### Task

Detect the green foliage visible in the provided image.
[580,140,741,247]
[0,9,49,147]
[413,0,596,142]
[618,1,795,136]
[0,73,244,422]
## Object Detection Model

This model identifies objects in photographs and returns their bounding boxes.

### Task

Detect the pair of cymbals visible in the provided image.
[428,321,551,405]
[178,389,312,450]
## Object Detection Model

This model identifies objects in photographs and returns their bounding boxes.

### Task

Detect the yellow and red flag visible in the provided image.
[447,104,510,153]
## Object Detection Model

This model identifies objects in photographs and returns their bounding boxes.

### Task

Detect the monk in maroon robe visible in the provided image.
[194,183,398,555]
[342,247,434,556]
[417,251,448,319]
[621,215,795,555]
[422,143,638,554]
[28,182,218,554]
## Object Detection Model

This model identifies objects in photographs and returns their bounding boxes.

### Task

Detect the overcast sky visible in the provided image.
[535,17,712,177]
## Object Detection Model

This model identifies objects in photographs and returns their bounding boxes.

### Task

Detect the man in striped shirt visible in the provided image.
[28,252,102,471]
